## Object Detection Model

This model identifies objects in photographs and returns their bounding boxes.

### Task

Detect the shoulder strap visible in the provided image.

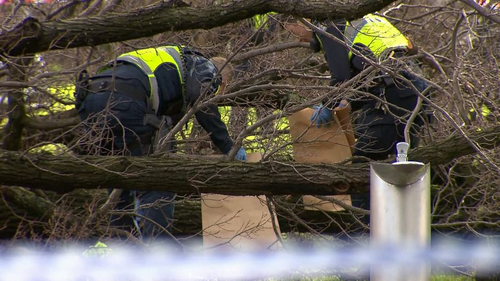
[116,55,161,114]
[160,46,187,104]
[115,46,188,115]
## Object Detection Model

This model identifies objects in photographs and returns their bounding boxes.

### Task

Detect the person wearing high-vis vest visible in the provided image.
[75,45,247,242]
[310,14,428,160]
[308,15,429,217]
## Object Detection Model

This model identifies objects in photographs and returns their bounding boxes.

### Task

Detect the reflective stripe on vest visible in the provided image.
[344,14,409,59]
[117,46,185,114]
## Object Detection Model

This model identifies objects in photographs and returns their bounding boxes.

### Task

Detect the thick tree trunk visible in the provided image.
[0,0,396,56]
[0,150,368,196]
[1,124,500,196]
[1,124,498,239]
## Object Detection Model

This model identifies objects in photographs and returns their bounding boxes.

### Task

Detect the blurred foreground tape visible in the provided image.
[289,107,354,211]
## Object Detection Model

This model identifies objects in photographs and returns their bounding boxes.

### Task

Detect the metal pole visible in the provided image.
[370,142,431,281]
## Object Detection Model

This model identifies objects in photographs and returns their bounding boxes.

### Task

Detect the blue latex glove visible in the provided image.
[310,105,333,128]
[235,147,247,161]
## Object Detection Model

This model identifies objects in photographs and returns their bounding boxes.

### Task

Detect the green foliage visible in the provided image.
[42,84,76,113]
[29,84,76,117]
[28,143,70,155]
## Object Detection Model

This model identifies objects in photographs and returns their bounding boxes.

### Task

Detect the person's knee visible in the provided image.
[137,191,176,223]
[138,191,176,240]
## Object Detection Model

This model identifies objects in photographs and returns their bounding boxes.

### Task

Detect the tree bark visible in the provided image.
[1,124,499,195]
[0,0,396,56]
[0,150,368,196]
[0,186,357,239]
[2,58,32,151]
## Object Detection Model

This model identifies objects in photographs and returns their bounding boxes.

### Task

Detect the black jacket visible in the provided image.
[91,49,234,154]
[311,21,426,127]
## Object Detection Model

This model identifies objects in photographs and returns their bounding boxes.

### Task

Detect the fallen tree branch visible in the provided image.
[0,0,396,56]
[1,124,499,195]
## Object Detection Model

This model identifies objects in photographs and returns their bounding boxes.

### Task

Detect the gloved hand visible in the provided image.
[235,147,247,161]
[334,99,349,111]
[310,105,333,128]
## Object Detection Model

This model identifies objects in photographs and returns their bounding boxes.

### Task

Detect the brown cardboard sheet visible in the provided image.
[288,107,354,211]
[201,153,282,252]
[335,106,356,150]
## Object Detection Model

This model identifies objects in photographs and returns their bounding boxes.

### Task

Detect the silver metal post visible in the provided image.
[370,142,431,281]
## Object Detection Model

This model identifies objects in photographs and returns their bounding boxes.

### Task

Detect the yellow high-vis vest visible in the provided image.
[344,14,409,59]
[114,46,185,114]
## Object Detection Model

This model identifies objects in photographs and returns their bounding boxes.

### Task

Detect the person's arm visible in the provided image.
[299,19,352,86]
[184,52,246,159]
[310,21,353,127]
[194,105,233,154]
[348,43,384,112]
[194,94,246,160]
[318,22,352,87]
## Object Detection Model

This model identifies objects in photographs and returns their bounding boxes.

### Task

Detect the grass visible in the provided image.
[432,275,474,281]
[264,273,476,280]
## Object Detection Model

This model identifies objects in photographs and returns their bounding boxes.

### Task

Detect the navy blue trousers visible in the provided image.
[78,92,175,241]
